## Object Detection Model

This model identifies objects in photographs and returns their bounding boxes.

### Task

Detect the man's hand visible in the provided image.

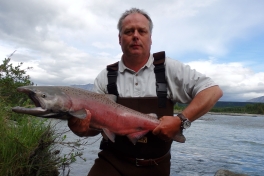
[68,109,100,137]
[152,116,182,141]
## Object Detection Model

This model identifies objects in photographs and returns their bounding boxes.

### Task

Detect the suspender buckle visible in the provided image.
[156,83,167,94]
[156,82,167,108]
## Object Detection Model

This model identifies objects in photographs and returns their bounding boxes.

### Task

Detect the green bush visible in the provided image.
[0,57,33,121]
[0,111,59,176]
[0,57,58,175]
[0,58,33,104]
[0,56,85,176]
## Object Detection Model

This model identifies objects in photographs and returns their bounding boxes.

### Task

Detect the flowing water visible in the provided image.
[56,114,264,176]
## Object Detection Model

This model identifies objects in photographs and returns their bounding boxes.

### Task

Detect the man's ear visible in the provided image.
[118,34,121,45]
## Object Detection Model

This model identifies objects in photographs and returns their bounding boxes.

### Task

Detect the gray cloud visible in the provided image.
[0,0,264,102]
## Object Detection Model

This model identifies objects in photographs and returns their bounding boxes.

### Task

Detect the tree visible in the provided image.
[0,55,33,109]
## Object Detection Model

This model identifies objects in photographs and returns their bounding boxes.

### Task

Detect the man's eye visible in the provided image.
[125,30,132,35]
[139,30,146,34]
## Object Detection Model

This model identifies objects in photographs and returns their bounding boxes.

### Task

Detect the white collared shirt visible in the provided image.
[94,54,217,104]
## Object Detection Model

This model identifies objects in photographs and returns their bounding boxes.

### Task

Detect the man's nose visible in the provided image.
[133,30,139,40]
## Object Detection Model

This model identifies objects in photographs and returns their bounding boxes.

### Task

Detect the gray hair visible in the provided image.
[117,8,153,34]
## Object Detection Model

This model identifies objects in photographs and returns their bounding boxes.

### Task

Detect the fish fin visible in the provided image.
[172,132,186,143]
[127,130,149,145]
[69,109,91,119]
[147,113,158,118]
[103,128,116,142]
[104,94,117,102]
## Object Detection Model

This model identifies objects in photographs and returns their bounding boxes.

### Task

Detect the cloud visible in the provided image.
[152,0,264,57]
[0,0,264,102]
[186,58,264,101]
[9,50,120,86]
[92,42,115,49]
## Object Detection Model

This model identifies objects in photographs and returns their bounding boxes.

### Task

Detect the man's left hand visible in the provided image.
[152,116,182,141]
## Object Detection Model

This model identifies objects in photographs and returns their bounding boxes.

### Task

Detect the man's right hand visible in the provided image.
[67,109,100,137]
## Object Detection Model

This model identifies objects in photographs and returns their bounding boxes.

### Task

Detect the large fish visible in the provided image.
[12,86,185,144]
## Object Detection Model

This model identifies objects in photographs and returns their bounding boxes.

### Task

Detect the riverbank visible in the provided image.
[207,112,264,117]
[174,111,264,117]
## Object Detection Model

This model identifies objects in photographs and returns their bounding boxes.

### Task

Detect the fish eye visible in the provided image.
[41,94,46,98]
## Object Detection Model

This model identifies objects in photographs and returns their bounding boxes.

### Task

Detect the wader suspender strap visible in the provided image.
[106,62,119,96]
[153,51,167,108]
[106,51,167,107]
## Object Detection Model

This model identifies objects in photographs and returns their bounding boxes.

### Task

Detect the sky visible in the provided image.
[0,0,263,102]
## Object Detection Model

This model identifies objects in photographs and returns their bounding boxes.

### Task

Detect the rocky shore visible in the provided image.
[174,111,264,117]
[214,169,248,176]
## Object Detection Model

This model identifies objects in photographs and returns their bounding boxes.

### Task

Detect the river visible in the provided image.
[55,114,264,176]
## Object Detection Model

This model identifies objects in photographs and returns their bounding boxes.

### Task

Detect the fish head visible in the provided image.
[12,86,72,119]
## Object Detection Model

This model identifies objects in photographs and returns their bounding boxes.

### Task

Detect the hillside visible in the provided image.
[71,83,94,91]
[247,96,264,103]
[176,101,261,109]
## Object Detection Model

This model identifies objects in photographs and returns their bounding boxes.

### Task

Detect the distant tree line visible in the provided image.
[210,103,264,114]
[174,102,264,115]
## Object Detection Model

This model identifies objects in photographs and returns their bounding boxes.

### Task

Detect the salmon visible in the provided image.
[12,86,185,144]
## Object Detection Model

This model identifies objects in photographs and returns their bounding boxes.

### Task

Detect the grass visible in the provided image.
[0,103,86,176]
[0,103,59,176]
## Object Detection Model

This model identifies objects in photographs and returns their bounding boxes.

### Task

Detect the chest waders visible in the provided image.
[100,51,174,159]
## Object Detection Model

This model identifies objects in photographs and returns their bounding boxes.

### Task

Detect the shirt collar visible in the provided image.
[119,54,154,73]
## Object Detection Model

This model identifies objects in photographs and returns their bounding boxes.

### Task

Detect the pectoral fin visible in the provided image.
[69,109,90,119]
[127,130,149,145]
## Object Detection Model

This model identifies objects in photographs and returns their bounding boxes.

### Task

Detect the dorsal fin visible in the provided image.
[104,94,117,102]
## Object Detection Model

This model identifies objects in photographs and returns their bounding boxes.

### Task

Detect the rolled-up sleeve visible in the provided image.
[165,58,217,104]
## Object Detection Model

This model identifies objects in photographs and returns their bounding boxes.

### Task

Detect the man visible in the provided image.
[68,8,223,176]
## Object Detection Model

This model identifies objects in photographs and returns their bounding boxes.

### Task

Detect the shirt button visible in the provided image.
[135,83,138,86]
[135,74,138,76]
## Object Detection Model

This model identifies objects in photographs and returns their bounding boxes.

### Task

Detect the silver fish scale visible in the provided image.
[59,87,156,121]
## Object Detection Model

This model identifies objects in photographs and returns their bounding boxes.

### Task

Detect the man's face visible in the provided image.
[119,13,152,57]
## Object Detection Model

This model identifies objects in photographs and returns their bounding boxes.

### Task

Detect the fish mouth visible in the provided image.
[12,86,61,117]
